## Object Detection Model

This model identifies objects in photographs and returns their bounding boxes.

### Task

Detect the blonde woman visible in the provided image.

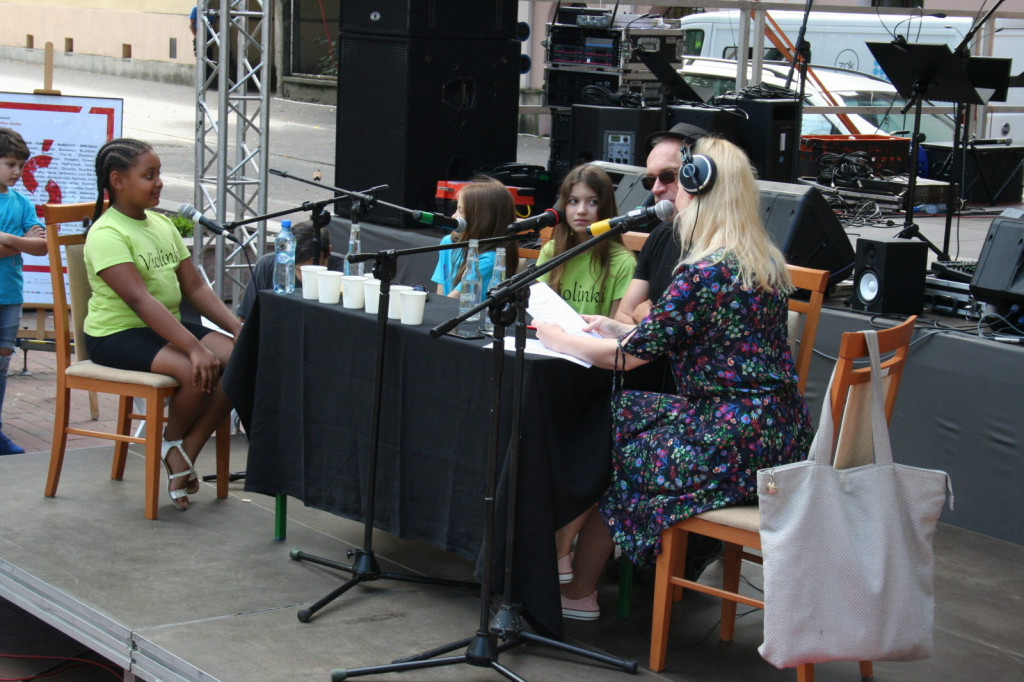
[536,137,813,621]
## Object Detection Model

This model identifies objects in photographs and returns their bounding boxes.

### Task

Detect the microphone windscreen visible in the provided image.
[654,200,677,222]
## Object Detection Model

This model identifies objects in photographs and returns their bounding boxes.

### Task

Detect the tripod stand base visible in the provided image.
[290,549,479,622]
[335,605,638,680]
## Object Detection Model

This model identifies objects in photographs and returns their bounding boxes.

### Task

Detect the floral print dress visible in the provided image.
[600,251,813,568]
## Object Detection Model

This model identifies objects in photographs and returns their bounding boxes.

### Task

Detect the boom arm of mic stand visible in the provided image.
[270,167,422,220]
[430,222,632,338]
[347,232,536,284]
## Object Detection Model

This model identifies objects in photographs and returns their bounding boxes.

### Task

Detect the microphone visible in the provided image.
[411,210,466,233]
[507,208,561,233]
[586,200,676,237]
[178,203,240,243]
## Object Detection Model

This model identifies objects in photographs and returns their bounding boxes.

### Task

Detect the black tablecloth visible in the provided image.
[224,290,615,638]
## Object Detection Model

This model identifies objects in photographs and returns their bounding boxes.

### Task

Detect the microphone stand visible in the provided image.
[332,224,639,680]
[289,231,533,622]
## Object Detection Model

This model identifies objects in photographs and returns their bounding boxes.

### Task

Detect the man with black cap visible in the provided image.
[615,122,708,324]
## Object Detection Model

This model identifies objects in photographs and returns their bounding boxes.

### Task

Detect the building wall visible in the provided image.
[0,1,196,64]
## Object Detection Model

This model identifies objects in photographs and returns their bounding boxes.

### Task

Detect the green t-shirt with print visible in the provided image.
[83,208,190,337]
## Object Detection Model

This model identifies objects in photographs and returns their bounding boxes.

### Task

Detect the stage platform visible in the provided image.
[1,438,1023,681]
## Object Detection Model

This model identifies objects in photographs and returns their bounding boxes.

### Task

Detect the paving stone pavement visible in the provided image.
[3,334,120,456]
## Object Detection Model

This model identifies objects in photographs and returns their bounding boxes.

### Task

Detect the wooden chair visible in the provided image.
[648,314,918,680]
[518,226,553,260]
[621,230,649,253]
[43,201,228,520]
[784,265,829,396]
[616,265,829,617]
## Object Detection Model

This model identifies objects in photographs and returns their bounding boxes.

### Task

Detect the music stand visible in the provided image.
[869,41,994,260]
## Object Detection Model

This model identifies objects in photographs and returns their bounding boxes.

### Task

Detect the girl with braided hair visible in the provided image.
[83,138,241,511]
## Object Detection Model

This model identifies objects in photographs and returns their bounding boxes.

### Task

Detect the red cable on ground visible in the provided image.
[0,652,122,681]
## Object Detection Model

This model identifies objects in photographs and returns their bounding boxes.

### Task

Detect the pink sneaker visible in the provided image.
[557,553,573,584]
[561,590,599,621]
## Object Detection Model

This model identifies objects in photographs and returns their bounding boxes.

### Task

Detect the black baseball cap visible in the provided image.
[645,122,710,153]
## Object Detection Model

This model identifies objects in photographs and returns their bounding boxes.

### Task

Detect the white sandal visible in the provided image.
[161,438,196,510]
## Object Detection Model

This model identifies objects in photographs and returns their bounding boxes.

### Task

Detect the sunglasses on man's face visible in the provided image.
[641,169,678,191]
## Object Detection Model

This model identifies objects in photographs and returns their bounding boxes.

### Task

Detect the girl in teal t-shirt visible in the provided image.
[431,177,519,297]
[83,138,242,512]
[536,164,636,318]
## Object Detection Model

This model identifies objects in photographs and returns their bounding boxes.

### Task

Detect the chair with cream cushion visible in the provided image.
[43,201,228,520]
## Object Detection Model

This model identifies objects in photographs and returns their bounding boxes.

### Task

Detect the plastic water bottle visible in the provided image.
[459,239,483,322]
[273,220,296,294]
[344,224,363,276]
[482,247,506,335]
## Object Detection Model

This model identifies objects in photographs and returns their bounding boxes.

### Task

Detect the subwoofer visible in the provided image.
[335,34,519,227]
[757,181,856,287]
[851,238,928,315]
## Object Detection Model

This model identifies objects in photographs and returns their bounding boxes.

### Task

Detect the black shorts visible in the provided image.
[85,321,217,373]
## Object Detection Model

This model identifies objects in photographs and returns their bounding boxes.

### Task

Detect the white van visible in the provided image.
[676,10,972,80]
[675,10,1024,139]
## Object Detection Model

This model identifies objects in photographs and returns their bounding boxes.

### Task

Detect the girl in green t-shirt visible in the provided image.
[536,164,636,318]
[84,138,242,512]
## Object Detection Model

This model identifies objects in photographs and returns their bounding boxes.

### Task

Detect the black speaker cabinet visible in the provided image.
[335,34,519,227]
[757,181,856,287]
[970,216,1024,308]
[570,105,665,168]
[339,0,517,39]
[850,238,927,314]
[666,105,745,147]
[728,98,800,183]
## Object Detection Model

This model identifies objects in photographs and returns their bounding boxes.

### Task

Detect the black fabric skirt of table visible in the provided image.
[224,290,614,639]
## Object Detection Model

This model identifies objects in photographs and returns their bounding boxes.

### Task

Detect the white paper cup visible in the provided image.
[399,290,427,325]
[341,275,365,309]
[317,270,343,304]
[388,285,413,319]
[363,278,381,314]
[300,265,327,299]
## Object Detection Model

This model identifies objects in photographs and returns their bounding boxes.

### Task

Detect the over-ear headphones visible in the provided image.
[679,144,717,196]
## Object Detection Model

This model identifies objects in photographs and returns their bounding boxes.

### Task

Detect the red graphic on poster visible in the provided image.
[22,139,62,216]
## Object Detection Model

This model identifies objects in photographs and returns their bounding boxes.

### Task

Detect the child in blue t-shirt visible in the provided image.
[431,177,519,297]
[0,128,48,455]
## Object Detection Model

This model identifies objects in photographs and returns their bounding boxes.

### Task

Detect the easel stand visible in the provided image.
[331,226,638,680]
[290,230,537,622]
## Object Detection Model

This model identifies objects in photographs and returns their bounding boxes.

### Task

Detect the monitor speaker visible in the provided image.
[589,161,652,215]
[757,181,856,287]
[339,0,517,39]
[851,238,927,314]
[570,105,665,168]
[970,215,1024,308]
[335,34,519,227]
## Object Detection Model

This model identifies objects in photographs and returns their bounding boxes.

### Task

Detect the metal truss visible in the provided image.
[194,0,271,302]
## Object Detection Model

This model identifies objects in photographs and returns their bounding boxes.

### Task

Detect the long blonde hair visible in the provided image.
[675,136,791,292]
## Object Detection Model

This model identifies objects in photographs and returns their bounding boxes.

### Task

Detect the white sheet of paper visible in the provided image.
[484,337,592,368]
[525,282,600,338]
